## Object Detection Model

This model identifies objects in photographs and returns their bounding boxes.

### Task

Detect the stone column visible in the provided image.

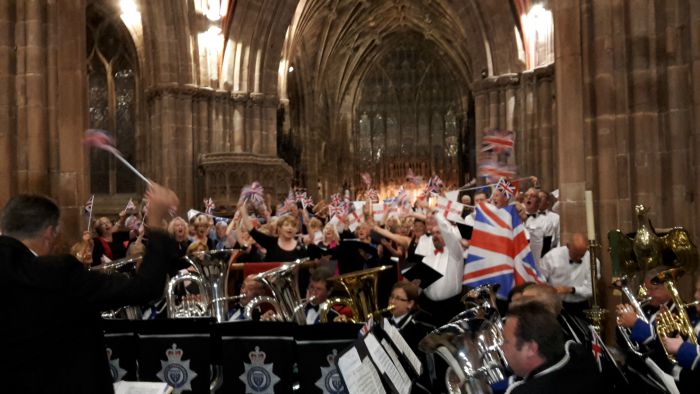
[232,91,248,152]
[249,92,264,154]
[535,67,554,189]
[0,1,15,200]
[54,0,87,234]
[553,0,588,242]
[263,94,278,156]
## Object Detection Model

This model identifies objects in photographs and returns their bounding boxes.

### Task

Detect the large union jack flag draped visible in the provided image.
[463,201,543,299]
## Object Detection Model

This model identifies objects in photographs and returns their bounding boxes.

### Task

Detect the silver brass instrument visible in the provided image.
[92,256,143,320]
[166,249,238,322]
[651,267,699,363]
[420,284,508,394]
[318,265,392,323]
[612,275,651,357]
[243,258,310,324]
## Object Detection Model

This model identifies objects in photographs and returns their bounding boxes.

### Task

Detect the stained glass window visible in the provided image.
[86,5,138,194]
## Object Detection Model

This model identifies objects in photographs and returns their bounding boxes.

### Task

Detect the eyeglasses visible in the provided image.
[389,295,409,302]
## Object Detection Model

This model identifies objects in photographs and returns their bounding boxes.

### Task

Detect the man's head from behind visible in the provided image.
[502,301,564,378]
[1,195,61,255]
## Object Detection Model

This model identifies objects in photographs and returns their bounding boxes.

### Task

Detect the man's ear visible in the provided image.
[41,225,54,242]
[524,340,539,359]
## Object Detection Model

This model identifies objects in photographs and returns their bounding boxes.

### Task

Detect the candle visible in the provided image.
[585,190,595,241]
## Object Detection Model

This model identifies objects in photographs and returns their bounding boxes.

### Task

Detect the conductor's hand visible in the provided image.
[145,183,179,230]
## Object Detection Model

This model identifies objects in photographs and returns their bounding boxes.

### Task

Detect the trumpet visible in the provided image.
[651,268,699,363]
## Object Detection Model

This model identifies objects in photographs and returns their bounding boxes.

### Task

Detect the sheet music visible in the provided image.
[380,338,410,384]
[113,381,172,394]
[337,347,384,394]
[364,333,411,394]
[383,318,422,375]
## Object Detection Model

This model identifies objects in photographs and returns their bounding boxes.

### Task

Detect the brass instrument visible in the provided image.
[318,265,392,323]
[420,285,507,394]
[165,249,238,322]
[651,268,699,363]
[243,258,311,324]
[612,275,651,356]
[92,256,143,320]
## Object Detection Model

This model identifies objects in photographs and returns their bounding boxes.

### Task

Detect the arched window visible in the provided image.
[86,5,138,194]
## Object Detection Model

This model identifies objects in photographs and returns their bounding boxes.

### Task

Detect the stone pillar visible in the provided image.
[232,91,248,152]
[263,94,278,156]
[535,67,554,189]
[54,0,87,235]
[0,1,16,201]
[249,92,264,154]
[553,0,588,242]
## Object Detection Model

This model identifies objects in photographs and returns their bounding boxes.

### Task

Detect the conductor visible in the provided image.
[1,184,179,393]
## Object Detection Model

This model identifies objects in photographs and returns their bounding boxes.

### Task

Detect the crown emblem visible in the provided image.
[166,344,184,361]
[157,343,197,393]
[105,347,127,383]
[248,346,266,365]
[316,349,347,394]
[240,345,280,394]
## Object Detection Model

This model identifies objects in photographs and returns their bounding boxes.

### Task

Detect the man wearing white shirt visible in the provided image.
[539,233,600,319]
[418,213,465,326]
[538,190,560,248]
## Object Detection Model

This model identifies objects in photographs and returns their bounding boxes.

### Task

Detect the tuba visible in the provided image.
[651,268,699,363]
[243,258,311,324]
[92,256,143,320]
[318,265,392,323]
[419,284,508,394]
[166,249,239,322]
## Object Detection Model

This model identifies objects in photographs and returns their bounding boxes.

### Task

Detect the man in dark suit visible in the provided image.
[501,302,606,394]
[1,184,179,393]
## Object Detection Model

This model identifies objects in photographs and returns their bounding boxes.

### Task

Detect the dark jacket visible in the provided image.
[505,341,606,394]
[1,231,177,394]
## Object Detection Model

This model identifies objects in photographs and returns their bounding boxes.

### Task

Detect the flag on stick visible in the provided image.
[463,202,543,298]
[83,129,152,186]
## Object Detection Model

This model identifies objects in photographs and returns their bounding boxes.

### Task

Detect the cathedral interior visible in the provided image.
[1,0,700,330]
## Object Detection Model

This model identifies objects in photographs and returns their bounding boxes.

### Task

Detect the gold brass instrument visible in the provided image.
[92,256,143,320]
[651,268,699,363]
[243,258,311,324]
[612,275,651,356]
[319,265,392,323]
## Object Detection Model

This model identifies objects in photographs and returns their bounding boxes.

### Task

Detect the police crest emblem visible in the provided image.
[156,343,198,393]
[239,346,280,394]
[106,347,127,382]
[315,349,347,394]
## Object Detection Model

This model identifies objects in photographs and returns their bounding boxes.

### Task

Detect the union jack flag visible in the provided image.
[425,175,444,194]
[330,193,342,206]
[204,197,215,215]
[366,188,379,203]
[124,198,136,212]
[83,195,95,216]
[590,326,603,372]
[481,129,515,154]
[495,177,515,199]
[239,181,265,207]
[478,162,517,183]
[463,202,543,299]
[395,186,409,207]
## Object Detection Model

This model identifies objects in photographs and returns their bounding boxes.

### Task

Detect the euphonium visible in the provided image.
[243,258,310,324]
[651,267,699,363]
[419,285,508,394]
[166,249,238,322]
[93,256,143,320]
[166,272,211,318]
[612,275,651,356]
[318,265,392,323]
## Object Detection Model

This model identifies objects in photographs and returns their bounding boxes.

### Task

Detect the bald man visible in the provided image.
[538,233,600,319]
